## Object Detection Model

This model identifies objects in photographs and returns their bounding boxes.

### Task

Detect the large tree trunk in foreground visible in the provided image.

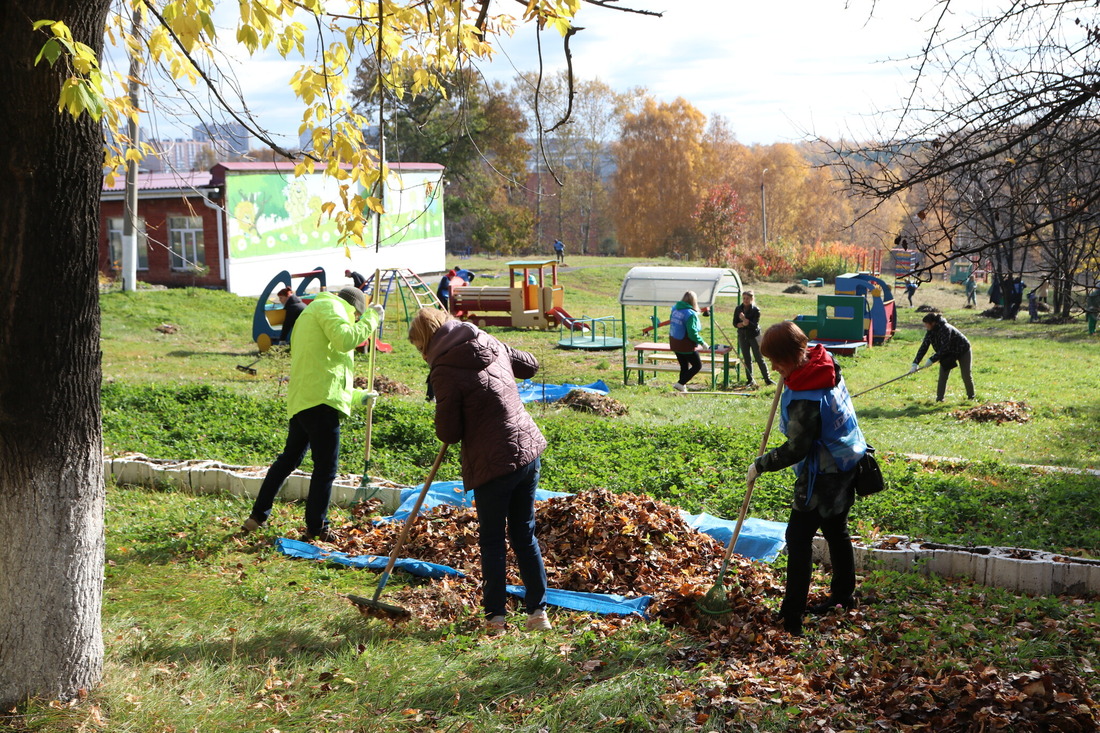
[0,0,110,705]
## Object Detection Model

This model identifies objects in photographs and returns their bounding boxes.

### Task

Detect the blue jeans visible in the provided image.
[250,403,341,537]
[472,458,547,617]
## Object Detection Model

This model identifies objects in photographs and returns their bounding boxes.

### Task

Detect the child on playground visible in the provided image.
[668,291,708,392]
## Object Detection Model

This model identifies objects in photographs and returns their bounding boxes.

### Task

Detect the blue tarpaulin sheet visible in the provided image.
[680,511,787,562]
[379,481,573,523]
[516,379,610,403]
[276,538,465,578]
[276,480,787,617]
[507,585,651,617]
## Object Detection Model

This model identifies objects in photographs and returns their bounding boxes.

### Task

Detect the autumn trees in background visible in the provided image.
[350,65,913,273]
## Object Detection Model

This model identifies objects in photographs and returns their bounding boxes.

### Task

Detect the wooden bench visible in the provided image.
[629,342,740,389]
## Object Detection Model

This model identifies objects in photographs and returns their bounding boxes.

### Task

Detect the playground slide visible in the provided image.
[547,306,590,332]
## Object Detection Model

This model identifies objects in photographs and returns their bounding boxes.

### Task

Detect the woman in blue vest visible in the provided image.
[668,291,708,392]
[748,321,867,636]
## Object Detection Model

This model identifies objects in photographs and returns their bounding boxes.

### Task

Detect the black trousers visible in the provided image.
[780,504,856,621]
[675,351,702,385]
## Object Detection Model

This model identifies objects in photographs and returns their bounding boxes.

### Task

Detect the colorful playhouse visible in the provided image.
[792,272,896,355]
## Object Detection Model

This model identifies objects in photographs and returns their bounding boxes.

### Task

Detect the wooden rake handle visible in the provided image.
[718,381,784,574]
[372,443,449,601]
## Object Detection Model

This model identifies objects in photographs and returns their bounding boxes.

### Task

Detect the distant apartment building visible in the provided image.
[193,122,250,158]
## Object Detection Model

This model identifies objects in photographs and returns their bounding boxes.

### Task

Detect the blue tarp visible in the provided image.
[379,481,573,523]
[679,512,788,563]
[517,379,610,403]
[507,585,651,617]
[277,480,788,618]
[276,538,464,578]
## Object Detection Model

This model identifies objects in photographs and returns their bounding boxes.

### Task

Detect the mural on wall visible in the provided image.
[226,170,444,260]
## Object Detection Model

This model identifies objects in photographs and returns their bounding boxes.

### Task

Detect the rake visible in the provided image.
[697,382,783,616]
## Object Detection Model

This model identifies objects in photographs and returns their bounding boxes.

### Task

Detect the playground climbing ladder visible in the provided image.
[366,268,444,338]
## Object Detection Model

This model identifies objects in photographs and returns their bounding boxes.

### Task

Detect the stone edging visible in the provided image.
[813,535,1100,597]
[106,454,1100,598]
[104,454,406,513]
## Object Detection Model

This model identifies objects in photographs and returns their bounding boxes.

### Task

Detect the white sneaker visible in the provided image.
[526,609,552,631]
[672,383,687,392]
[486,615,507,633]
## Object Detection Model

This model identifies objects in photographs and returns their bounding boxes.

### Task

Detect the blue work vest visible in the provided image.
[780,376,867,498]
[669,306,692,341]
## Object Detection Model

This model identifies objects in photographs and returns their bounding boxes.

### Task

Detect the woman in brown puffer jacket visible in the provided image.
[408,308,551,633]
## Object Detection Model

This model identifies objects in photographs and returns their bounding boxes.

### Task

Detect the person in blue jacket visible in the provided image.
[749,321,867,636]
[668,291,708,392]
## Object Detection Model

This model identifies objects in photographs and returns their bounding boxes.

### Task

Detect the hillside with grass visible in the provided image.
[19,257,1095,732]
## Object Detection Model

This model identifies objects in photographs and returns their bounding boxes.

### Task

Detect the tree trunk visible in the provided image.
[0,0,110,705]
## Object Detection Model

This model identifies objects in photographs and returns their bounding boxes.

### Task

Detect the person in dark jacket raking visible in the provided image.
[749,321,868,636]
[909,311,975,402]
[732,290,774,388]
[408,308,551,633]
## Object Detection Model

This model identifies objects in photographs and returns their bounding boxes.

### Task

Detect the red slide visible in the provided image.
[547,306,589,332]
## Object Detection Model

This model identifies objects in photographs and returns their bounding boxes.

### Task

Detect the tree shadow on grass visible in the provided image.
[122,612,509,668]
[856,403,947,420]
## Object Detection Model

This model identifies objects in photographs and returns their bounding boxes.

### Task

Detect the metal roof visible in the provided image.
[618,267,743,308]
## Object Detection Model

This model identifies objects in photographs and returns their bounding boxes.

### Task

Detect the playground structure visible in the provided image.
[556,315,624,350]
[792,272,897,355]
[450,259,586,330]
[361,268,444,339]
[892,249,921,287]
[618,267,744,389]
[252,266,442,352]
[252,266,327,351]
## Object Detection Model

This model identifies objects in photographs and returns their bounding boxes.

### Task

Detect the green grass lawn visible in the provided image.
[16,259,1095,731]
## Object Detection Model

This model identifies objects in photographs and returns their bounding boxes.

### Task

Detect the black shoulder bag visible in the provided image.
[855,444,886,497]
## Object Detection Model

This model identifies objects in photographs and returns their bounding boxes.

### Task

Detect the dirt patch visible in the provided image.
[557,390,628,417]
[783,284,809,294]
[951,400,1031,424]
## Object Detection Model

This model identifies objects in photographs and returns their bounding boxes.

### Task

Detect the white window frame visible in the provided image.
[168,216,205,272]
[107,217,149,271]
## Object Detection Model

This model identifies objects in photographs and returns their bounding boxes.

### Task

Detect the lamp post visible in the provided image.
[760,168,769,246]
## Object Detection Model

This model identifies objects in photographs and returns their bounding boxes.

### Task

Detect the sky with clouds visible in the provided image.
[142,0,984,149]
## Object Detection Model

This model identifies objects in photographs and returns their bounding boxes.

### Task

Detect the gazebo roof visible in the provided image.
[618,267,743,308]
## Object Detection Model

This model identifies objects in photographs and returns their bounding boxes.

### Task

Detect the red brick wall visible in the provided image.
[99,196,225,288]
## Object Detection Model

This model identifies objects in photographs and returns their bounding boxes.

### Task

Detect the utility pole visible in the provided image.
[760,168,769,246]
[122,7,143,292]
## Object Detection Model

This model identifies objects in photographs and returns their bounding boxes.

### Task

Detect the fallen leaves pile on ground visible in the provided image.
[557,390,629,417]
[318,491,1099,730]
[952,400,1031,424]
[323,488,782,630]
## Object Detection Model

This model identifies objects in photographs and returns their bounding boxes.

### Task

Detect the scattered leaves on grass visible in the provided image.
[154,323,179,334]
[952,400,1031,424]
[557,390,629,417]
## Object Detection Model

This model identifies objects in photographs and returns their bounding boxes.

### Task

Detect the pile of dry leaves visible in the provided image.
[322,488,781,631]
[952,400,1031,424]
[320,491,1099,729]
[557,390,628,417]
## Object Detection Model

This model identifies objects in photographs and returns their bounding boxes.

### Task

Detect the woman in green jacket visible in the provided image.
[242,287,382,541]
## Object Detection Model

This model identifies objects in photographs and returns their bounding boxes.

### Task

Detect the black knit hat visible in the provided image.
[337,286,366,316]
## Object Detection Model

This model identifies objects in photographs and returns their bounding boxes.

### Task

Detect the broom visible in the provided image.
[697,381,783,615]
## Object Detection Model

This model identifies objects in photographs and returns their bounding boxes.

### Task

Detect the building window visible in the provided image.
[107,217,148,270]
[168,216,205,271]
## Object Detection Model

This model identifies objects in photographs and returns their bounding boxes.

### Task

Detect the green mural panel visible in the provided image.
[225,170,443,260]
